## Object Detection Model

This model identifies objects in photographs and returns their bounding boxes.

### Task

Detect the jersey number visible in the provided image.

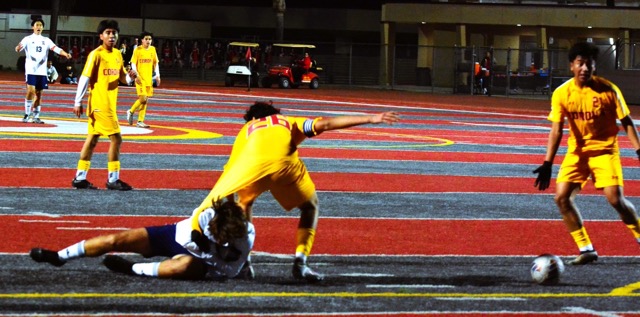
[246,115,291,137]
[36,46,43,53]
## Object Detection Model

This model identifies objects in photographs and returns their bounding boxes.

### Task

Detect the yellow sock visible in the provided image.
[138,104,147,122]
[626,221,640,241]
[570,227,594,252]
[75,160,91,180]
[107,161,120,183]
[129,100,141,114]
[295,228,316,257]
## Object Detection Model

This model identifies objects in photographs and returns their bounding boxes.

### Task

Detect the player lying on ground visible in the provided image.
[193,100,400,282]
[30,199,255,280]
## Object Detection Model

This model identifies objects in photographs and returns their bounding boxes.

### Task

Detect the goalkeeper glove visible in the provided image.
[533,161,552,190]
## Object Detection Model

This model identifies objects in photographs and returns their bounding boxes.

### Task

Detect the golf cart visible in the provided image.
[224,42,260,88]
[261,43,320,89]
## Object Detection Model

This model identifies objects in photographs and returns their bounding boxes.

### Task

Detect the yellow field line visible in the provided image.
[1,289,639,299]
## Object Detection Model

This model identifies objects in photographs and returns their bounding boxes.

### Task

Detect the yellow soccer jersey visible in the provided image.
[82,46,127,114]
[197,114,320,211]
[131,45,158,87]
[549,76,630,152]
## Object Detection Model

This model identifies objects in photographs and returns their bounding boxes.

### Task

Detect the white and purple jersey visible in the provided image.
[175,207,255,278]
[19,34,59,76]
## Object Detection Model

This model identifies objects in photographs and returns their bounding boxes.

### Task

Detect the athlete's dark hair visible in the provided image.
[568,42,599,62]
[243,100,281,122]
[31,18,44,27]
[207,199,247,245]
[140,31,153,39]
[97,19,120,34]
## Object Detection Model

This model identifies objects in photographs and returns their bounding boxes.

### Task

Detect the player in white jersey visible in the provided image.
[30,199,256,280]
[15,17,71,124]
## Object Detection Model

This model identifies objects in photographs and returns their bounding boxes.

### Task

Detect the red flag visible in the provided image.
[245,47,251,60]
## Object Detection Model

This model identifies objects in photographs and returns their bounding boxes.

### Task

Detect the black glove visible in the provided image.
[636,149,640,161]
[533,161,552,190]
[191,230,210,253]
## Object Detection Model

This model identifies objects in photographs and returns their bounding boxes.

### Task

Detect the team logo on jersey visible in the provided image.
[103,69,119,75]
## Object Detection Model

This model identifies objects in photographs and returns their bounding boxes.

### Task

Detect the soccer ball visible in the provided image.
[530,253,565,285]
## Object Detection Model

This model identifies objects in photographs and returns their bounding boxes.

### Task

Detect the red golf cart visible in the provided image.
[261,43,320,89]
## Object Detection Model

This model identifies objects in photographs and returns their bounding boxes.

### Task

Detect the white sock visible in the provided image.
[579,245,594,253]
[132,262,160,277]
[58,240,86,261]
[295,252,307,262]
[24,99,33,116]
[33,106,41,118]
[108,170,119,183]
[75,170,88,181]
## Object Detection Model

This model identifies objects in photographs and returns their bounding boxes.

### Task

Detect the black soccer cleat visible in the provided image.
[72,178,98,189]
[234,261,256,280]
[30,248,66,267]
[292,258,324,282]
[106,179,133,191]
[103,255,134,275]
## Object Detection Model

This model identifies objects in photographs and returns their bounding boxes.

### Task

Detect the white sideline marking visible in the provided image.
[26,212,61,217]
[20,219,89,223]
[341,273,394,277]
[563,307,622,317]
[452,121,552,130]
[366,284,455,288]
[56,227,130,231]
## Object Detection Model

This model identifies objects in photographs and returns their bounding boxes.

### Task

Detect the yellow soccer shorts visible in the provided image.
[87,108,121,136]
[557,150,624,189]
[136,84,153,98]
[237,159,316,211]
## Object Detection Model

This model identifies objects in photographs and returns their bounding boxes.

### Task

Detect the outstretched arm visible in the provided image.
[313,111,399,134]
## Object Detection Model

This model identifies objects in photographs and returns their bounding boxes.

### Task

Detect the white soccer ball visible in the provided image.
[530,253,565,285]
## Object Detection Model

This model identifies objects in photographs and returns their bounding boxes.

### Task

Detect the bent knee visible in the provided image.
[553,194,573,209]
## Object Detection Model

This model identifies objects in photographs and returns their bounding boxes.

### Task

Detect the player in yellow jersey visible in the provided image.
[127,31,160,128]
[71,19,138,191]
[534,42,640,265]
[191,101,399,282]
